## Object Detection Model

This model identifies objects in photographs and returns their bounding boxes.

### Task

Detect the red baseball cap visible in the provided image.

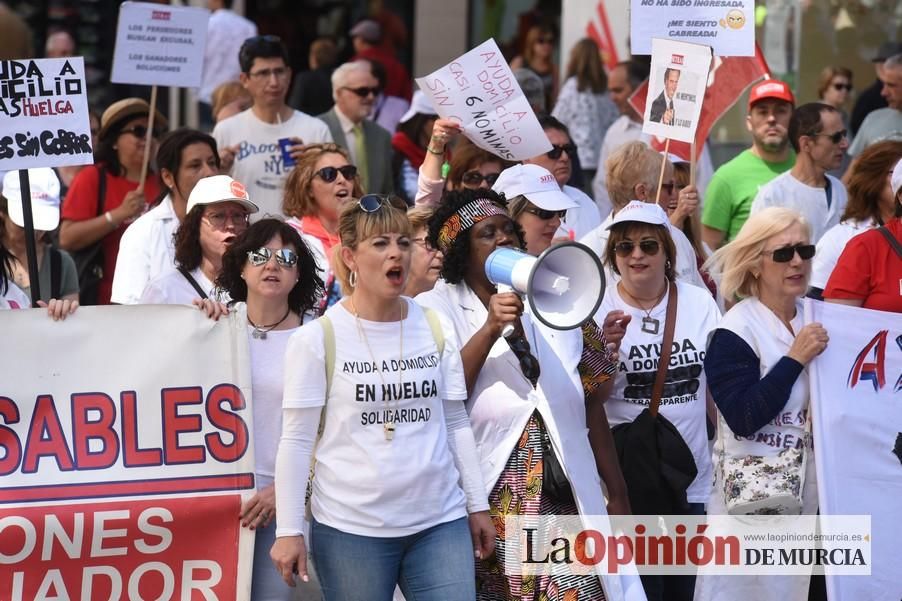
[748,79,795,109]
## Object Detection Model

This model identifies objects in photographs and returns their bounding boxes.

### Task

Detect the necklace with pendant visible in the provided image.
[619,282,667,335]
[350,297,404,441]
[247,307,291,339]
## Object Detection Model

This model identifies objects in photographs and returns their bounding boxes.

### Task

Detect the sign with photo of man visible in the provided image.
[642,38,712,144]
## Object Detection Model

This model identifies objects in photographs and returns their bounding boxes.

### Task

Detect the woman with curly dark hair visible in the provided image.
[140,175,257,304]
[417,188,640,601]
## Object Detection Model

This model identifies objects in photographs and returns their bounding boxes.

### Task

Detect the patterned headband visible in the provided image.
[437,198,509,253]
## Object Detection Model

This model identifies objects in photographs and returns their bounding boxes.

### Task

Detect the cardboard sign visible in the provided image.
[642,38,712,144]
[0,305,255,600]
[111,2,210,88]
[0,58,93,170]
[415,39,552,161]
[629,0,754,57]
[806,301,902,601]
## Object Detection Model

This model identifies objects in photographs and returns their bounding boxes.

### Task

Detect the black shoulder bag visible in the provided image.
[177,267,209,299]
[71,166,107,305]
[877,224,902,259]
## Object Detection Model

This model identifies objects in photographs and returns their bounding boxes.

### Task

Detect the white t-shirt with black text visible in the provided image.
[282,298,469,537]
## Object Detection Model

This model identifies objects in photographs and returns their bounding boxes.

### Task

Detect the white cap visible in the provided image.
[491,164,578,210]
[606,200,670,229]
[399,90,437,124]
[2,168,61,231]
[892,157,902,197]
[186,175,259,214]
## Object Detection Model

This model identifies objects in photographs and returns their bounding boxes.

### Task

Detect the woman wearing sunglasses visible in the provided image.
[696,207,827,601]
[402,206,444,297]
[141,175,257,304]
[510,24,559,109]
[597,201,719,600]
[283,143,364,313]
[60,98,167,304]
[417,189,642,601]
[271,194,494,600]
[203,218,324,601]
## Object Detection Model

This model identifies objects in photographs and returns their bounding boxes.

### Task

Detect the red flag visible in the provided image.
[629,45,771,161]
[586,2,621,71]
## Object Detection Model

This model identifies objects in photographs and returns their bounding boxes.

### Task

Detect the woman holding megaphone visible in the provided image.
[418,186,641,601]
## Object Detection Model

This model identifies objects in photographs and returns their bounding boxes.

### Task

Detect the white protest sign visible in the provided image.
[642,38,712,144]
[111,1,209,88]
[415,39,551,162]
[630,0,754,57]
[0,57,93,171]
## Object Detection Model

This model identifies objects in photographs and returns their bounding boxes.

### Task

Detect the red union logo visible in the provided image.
[671,54,684,65]
[539,174,555,184]
[152,10,171,20]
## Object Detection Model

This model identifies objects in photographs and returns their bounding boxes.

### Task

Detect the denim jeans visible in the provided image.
[311,516,475,601]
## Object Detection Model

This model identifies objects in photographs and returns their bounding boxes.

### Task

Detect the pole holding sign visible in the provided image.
[415,39,552,162]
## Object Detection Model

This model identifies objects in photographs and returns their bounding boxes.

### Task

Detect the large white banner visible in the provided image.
[111,2,210,87]
[806,300,902,601]
[629,0,754,57]
[0,305,255,600]
[415,39,552,162]
[0,58,93,170]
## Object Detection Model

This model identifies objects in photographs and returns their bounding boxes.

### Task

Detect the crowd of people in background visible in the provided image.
[1,3,901,600]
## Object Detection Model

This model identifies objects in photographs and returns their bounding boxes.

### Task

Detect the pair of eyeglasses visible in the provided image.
[613,239,660,257]
[507,333,541,384]
[524,207,566,220]
[204,209,249,229]
[537,37,554,45]
[462,171,500,186]
[120,125,159,139]
[808,129,847,144]
[832,82,852,92]
[358,194,406,213]
[763,243,816,263]
[247,247,298,267]
[659,181,675,195]
[248,67,290,80]
[343,86,380,98]
[316,165,357,183]
[412,237,437,252]
[546,143,576,160]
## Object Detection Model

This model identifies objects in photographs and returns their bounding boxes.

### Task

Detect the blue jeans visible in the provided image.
[311,516,475,601]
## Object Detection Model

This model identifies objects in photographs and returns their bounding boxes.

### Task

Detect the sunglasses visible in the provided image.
[613,239,661,257]
[507,333,541,384]
[358,193,406,213]
[764,243,816,263]
[343,86,380,98]
[809,129,848,144]
[524,207,566,220]
[120,125,159,139]
[316,165,357,183]
[247,247,299,267]
[546,143,577,160]
[462,171,501,186]
[659,181,675,195]
[831,83,852,91]
[248,66,290,80]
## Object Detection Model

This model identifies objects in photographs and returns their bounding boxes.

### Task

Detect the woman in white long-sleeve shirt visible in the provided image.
[270,194,494,600]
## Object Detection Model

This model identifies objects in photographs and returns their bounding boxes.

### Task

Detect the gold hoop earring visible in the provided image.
[349,271,357,288]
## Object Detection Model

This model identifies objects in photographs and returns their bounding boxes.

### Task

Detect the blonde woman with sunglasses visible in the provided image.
[271,195,493,600]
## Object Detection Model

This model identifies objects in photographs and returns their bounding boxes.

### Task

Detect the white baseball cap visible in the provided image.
[399,90,437,124]
[3,168,61,231]
[891,157,902,197]
[187,175,259,214]
[606,200,670,229]
[491,164,577,211]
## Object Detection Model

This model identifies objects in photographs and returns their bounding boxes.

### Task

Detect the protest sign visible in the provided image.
[111,2,209,88]
[0,305,255,601]
[415,39,551,161]
[642,38,712,145]
[0,57,93,171]
[630,0,754,57]
[806,300,902,601]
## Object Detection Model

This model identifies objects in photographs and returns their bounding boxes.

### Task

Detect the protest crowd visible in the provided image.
[1,3,901,601]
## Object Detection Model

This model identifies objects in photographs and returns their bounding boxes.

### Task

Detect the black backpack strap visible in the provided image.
[96,165,106,217]
[177,266,209,299]
[877,225,902,259]
[50,247,61,299]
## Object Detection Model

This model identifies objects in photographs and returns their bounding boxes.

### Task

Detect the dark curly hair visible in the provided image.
[173,206,206,271]
[217,219,324,315]
[426,188,524,285]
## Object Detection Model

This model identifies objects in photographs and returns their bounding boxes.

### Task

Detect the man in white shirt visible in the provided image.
[200,0,257,113]
[522,115,602,241]
[752,102,849,243]
[848,53,902,156]
[213,36,332,219]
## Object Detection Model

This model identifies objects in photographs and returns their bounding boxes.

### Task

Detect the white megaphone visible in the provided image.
[484,242,606,336]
